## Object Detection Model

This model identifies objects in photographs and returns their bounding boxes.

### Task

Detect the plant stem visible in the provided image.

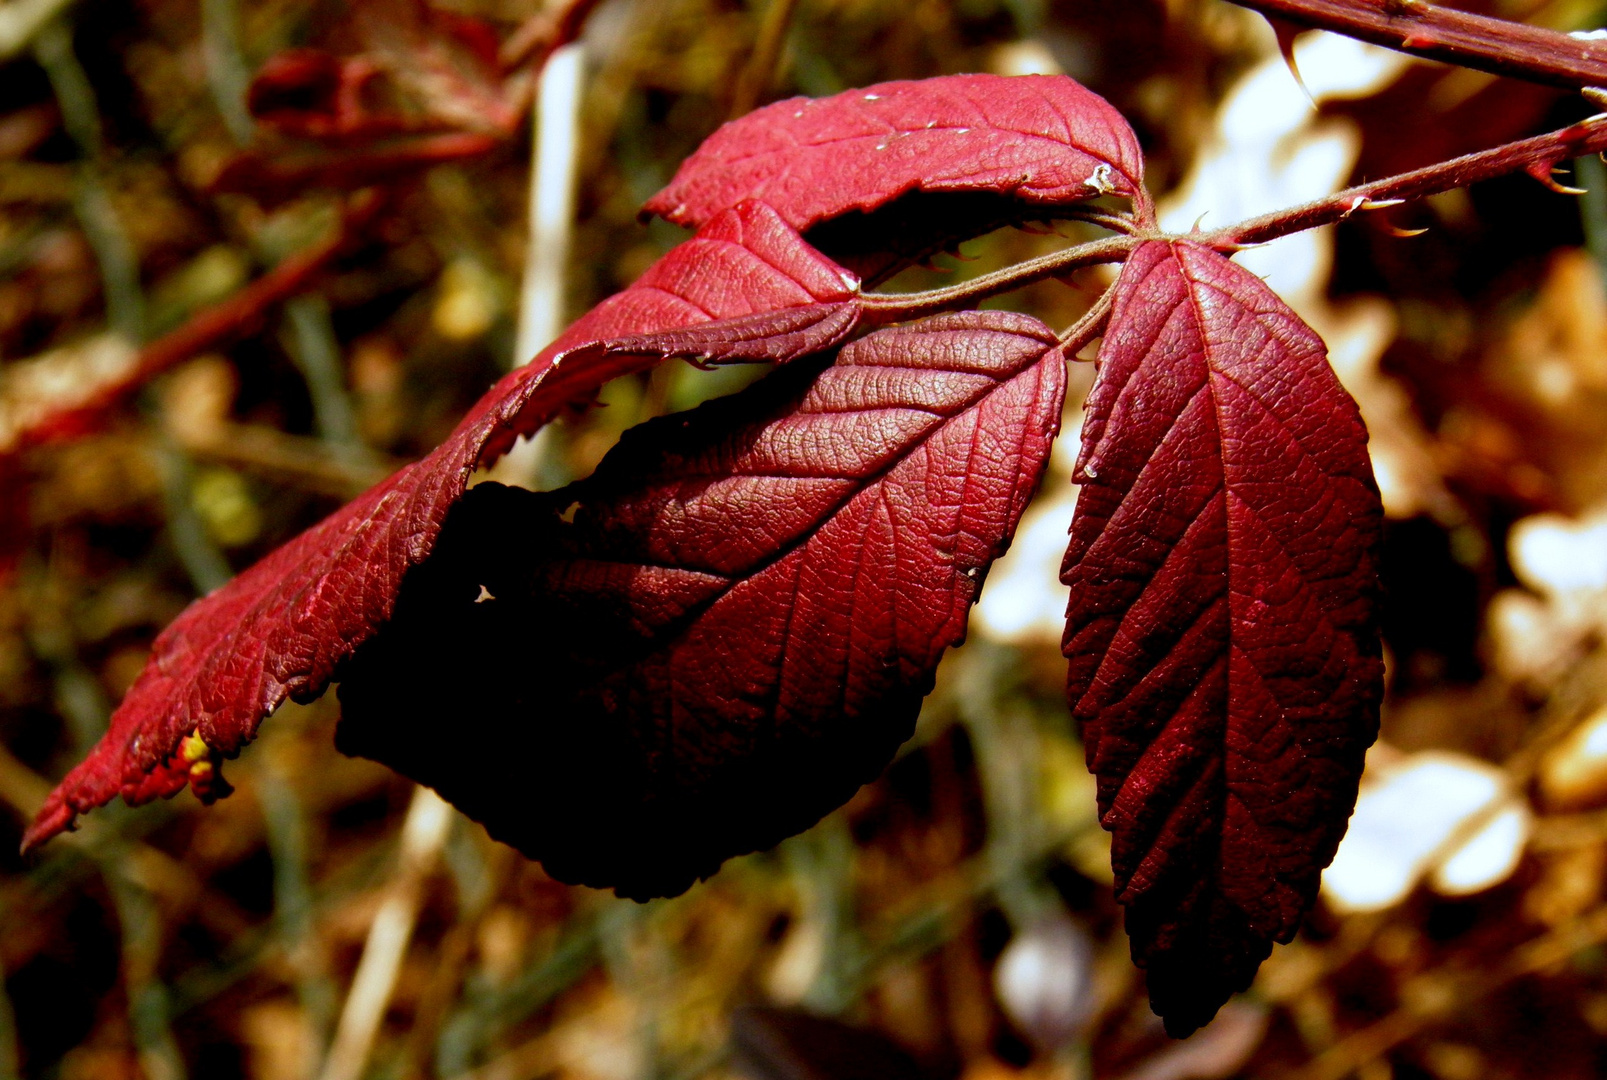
[859,235,1138,320]
[1,193,382,461]
[1217,113,1607,246]
[1059,284,1114,355]
[200,0,253,145]
[1225,0,1607,90]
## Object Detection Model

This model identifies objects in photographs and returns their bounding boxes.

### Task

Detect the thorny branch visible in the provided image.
[1217,113,1607,245]
[863,112,1607,318]
[1225,0,1607,91]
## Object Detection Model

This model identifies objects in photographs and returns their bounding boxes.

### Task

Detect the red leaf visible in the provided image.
[219,0,520,202]
[803,190,1078,289]
[1060,241,1383,1036]
[23,200,859,851]
[244,1,514,142]
[642,74,1145,235]
[351,0,517,135]
[336,311,1066,899]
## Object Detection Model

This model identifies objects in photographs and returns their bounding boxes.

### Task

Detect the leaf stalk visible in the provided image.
[858,236,1138,321]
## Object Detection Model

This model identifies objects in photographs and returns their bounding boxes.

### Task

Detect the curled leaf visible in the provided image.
[337,311,1067,898]
[23,201,858,851]
[1061,241,1383,1035]
[643,74,1145,235]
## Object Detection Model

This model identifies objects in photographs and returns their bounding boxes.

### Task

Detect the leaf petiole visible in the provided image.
[858,235,1138,322]
[1058,284,1115,355]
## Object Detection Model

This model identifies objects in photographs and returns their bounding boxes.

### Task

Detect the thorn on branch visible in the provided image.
[1530,161,1589,195]
[1225,0,1607,92]
[1340,196,1407,220]
[1271,19,1316,108]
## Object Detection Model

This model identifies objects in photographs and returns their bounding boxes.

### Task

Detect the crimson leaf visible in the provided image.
[23,200,858,850]
[215,1,517,203]
[643,74,1147,284]
[645,74,1142,230]
[1061,241,1383,1036]
[335,311,1066,899]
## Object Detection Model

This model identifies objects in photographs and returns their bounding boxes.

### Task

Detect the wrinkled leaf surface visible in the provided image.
[644,74,1144,235]
[338,311,1065,898]
[1061,240,1383,1035]
[24,201,858,849]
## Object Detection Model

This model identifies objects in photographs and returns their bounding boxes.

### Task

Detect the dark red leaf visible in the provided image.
[0,458,24,585]
[1060,241,1383,1036]
[803,190,1079,289]
[244,1,514,142]
[335,311,1066,898]
[642,74,1145,235]
[729,1007,927,1080]
[222,0,519,200]
[23,200,859,851]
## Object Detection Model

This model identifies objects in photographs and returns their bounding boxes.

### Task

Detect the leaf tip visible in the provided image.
[20,797,75,854]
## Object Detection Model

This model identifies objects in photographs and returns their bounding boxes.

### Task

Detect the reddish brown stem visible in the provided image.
[859,235,1138,321]
[133,202,375,386]
[209,132,499,204]
[1226,0,1607,90]
[1059,283,1115,355]
[866,113,1607,316]
[5,193,383,457]
[1216,113,1607,246]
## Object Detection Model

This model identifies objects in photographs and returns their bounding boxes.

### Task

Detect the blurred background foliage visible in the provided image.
[9,0,1607,1078]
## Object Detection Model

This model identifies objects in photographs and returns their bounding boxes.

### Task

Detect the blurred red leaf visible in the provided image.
[245,0,514,142]
[643,73,1145,233]
[350,0,515,133]
[1061,241,1383,1036]
[245,50,404,142]
[218,0,520,202]
[337,311,1066,898]
[23,200,860,850]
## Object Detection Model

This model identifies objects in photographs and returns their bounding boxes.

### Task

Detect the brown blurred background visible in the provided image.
[5,0,1607,1078]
